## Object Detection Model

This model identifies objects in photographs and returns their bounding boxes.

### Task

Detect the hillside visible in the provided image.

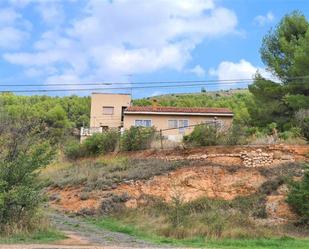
[42,144,309,244]
[133,89,252,123]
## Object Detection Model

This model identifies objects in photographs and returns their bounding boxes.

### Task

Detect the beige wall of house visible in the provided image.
[90,93,131,128]
[123,114,233,139]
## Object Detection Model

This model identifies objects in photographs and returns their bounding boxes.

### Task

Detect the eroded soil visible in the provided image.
[48,145,309,223]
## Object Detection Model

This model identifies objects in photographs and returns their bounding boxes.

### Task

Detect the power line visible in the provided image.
[0,78,253,87]
[0,82,252,93]
[0,75,308,87]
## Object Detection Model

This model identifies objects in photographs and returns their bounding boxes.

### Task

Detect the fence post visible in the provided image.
[160,129,163,150]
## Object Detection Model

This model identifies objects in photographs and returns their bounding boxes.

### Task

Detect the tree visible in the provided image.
[0,111,54,234]
[260,11,309,80]
[249,11,309,132]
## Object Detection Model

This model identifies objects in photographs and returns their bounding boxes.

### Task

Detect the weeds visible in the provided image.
[102,195,274,240]
[41,157,186,191]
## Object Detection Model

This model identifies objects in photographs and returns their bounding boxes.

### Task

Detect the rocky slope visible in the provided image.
[48,144,308,224]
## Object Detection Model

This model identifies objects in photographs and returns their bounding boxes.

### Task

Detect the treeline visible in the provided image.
[0,93,90,142]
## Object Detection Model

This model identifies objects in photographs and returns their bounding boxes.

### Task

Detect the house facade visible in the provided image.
[81,93,234,141]
[123,106,233,141]
[80,93,131,140]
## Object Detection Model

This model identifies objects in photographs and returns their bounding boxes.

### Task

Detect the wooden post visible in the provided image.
[160,129,163,150]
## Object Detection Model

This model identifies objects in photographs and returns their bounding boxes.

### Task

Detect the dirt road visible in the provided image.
[49,212,163,248]
[0,211,180,249]
[0,246,169,249]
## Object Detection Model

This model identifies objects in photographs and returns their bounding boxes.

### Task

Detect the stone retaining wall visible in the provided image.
[157,148,296,167]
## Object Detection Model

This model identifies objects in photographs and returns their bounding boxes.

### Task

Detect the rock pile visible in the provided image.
[240,149,273,167]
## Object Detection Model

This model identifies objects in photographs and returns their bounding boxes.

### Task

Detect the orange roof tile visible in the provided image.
[125,106,233,115]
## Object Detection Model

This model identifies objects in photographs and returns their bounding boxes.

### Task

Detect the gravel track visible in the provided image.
[49,212,163,248]
[0,211,181,249]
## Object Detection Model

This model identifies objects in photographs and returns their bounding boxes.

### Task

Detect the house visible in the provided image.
[123,106,233,141]
[81,93,234,141]
[80,93,131,140]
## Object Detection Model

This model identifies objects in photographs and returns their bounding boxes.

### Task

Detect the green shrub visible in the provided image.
[0,115,54,235]
[225,123,249,145]
[279,127,302,140]
[63,140,85,159]
[287,164,309,226]
[295,109,309,140]
[183,124,222,146]
[64,130,119,159]
[83,131,119,156]
[121,127,155,151]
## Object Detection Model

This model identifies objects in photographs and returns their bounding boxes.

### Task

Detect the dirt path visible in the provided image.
[0,212,180,249]
[49,212,162,248]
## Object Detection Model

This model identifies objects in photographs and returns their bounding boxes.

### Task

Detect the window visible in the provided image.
[204,119,224,129]
[135,120,152,127]
[103,106,114,115]
[168,120,178,129]
[168,119,189,129]
[179,120,189,128]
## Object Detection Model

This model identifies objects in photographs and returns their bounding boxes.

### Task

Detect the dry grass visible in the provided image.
[100,196,275,240]
[40,156,186,191]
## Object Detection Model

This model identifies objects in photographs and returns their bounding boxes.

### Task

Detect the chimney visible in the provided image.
[152,99,158,110]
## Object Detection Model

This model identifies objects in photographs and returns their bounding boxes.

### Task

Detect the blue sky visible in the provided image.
[0,0,308,98]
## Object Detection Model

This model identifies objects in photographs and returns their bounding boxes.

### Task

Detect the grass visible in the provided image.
[40,157,186,191]
[92,217,309,249]
[0,229,66,244]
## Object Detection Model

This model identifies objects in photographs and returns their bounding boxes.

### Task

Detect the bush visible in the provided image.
[225,123,249,145]
[0,115,54,235]
[64,130,119,159]
[295,109,309,140]
[63,140,85,159]
[183,124,222,146]
[121,127,155,151]
[287,164,309,226]
[83,131,119,156]
[279,127,302,140]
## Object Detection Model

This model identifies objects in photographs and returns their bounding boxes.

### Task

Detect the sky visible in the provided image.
[0,0,308,98]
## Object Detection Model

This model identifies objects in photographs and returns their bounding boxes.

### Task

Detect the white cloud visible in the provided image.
[0,8,21,25]
[254,12,274,26]
[187,65,206,77]
[3,0,238,83]
[0,27,27,49]
[35,2,65,25]
[0,6,30,49]
[209,59,274,81]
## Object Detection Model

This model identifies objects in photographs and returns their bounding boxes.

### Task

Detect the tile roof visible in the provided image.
[125,106,233,115]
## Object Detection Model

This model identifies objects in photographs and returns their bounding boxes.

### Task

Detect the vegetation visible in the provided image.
[64,131,119,159]
[41,157,186,191]
[184,124,222,146]
[89,163,305,242]
[0,228,65,244]
[0,93,90,143]
[120,126,156,151]
[92,197,309,248]
[0,110,55,235]
[287,164,309,226]
[1,10,309,245]
[248,11,309,139]
[133,89,253,125]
